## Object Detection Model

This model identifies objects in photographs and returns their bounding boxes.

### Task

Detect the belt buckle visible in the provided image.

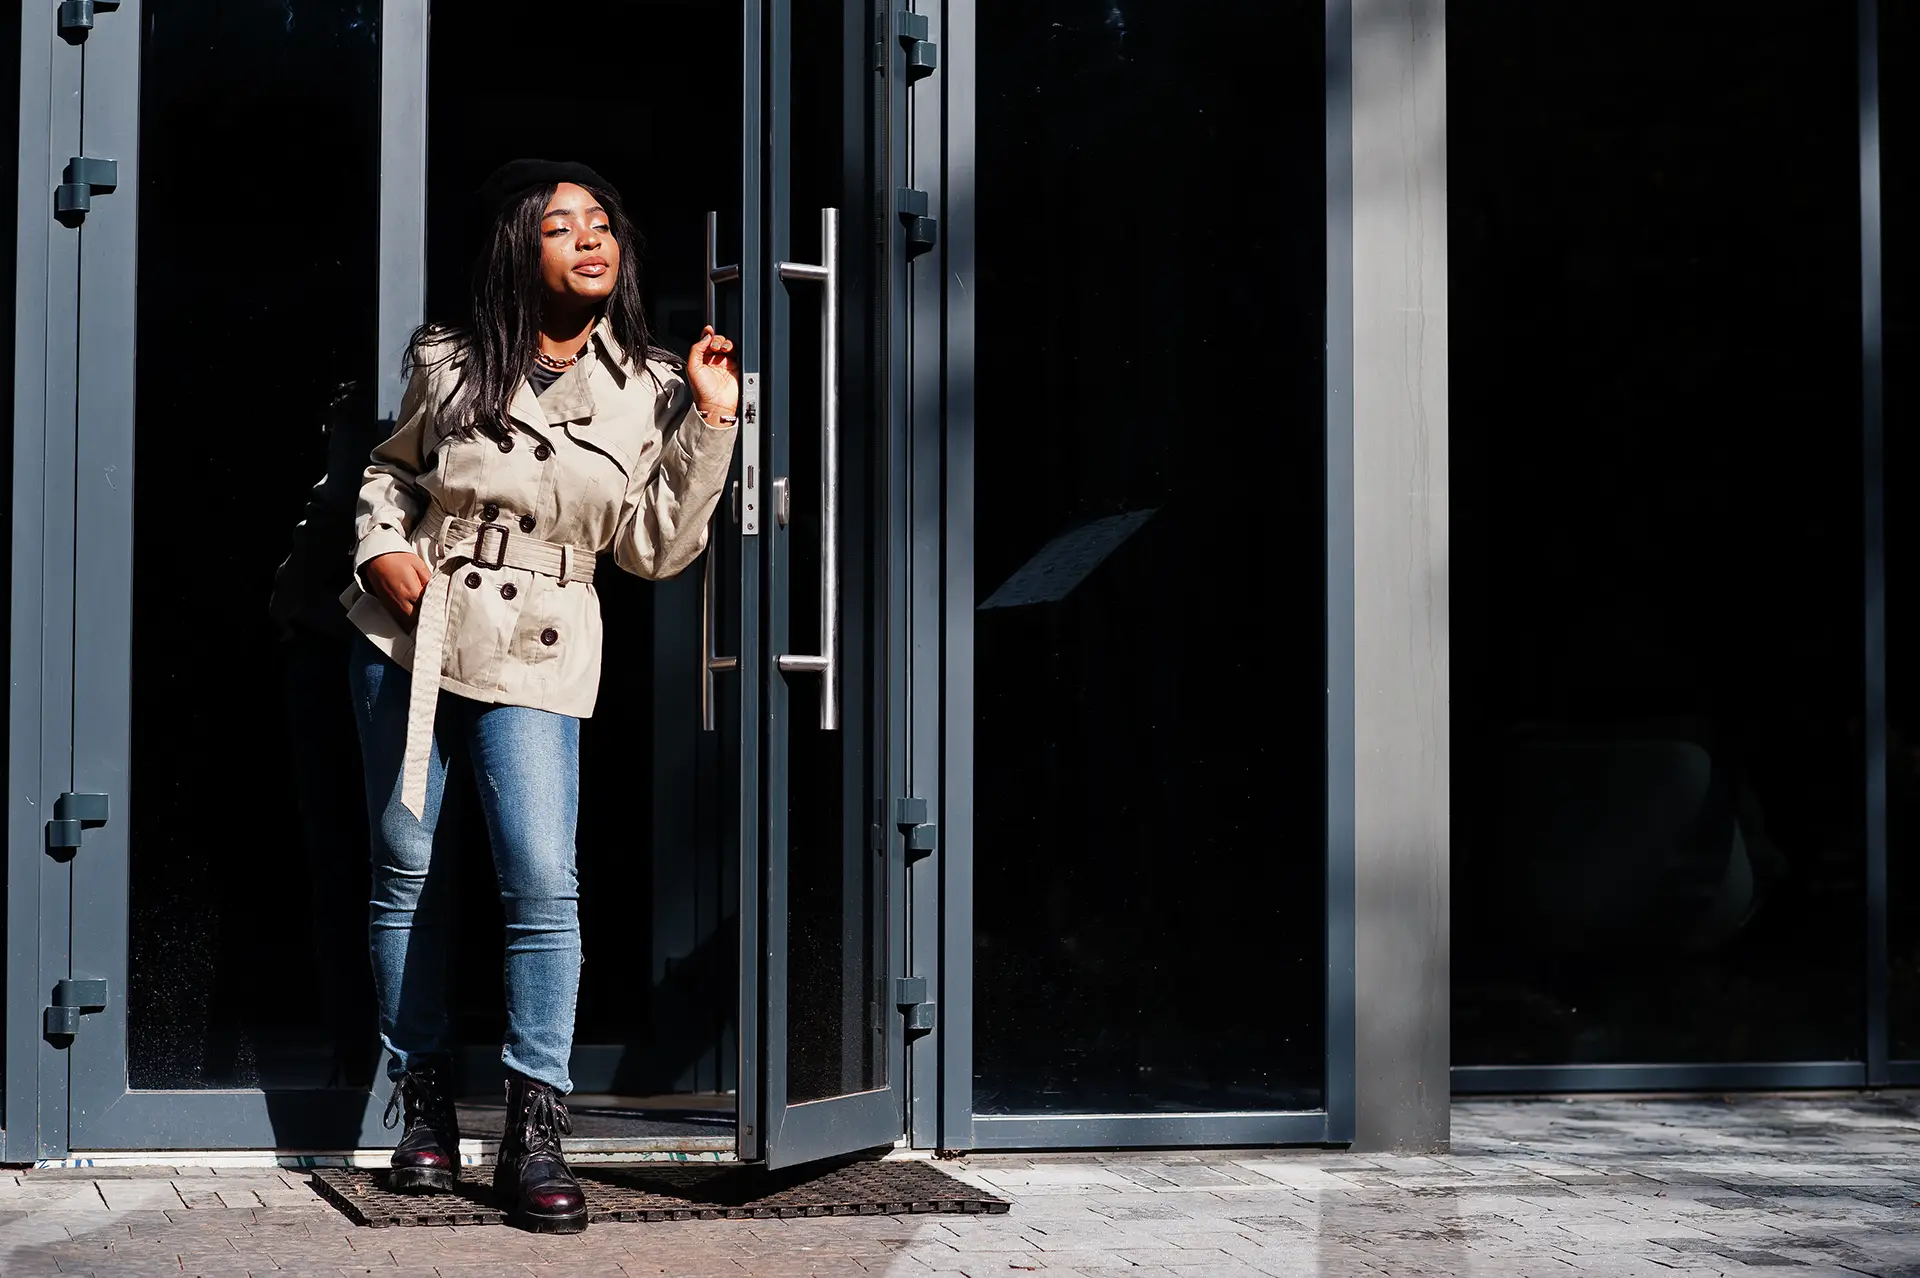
[473,521,509,570]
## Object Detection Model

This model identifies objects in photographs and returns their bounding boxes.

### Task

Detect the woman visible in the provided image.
[344,158,738,1233]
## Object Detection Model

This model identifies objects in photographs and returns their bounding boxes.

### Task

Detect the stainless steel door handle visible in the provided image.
[701,542,740,733]
[773,207,840,731]
[705,210,741,319]
[701,211,752,732]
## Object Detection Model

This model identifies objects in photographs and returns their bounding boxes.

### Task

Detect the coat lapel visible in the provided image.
[506,378,548,432]
[535,365,596,426]
[509,318,631,434]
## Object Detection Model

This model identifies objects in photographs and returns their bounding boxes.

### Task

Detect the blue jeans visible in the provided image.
[349,635,582,1093]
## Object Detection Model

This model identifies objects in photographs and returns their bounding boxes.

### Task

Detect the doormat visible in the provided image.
[310,1158,1008,1227]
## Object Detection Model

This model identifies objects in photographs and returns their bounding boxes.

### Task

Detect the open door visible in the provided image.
[54,0,771,1155]
[750,0,915,1169]
[42,0,908,1163]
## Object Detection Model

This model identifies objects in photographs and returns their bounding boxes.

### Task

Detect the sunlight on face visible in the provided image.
[538,181,621,309]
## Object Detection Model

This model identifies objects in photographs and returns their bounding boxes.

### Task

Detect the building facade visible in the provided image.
[0,0,1905,1168]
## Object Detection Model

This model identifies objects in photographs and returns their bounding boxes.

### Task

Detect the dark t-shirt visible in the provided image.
[528,362,565,396]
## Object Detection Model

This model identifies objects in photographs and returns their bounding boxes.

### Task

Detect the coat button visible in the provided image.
[465,572,481,589]
[534,444,552,461]
[481,501,500,521]
[498,436,515,453]
[540,628,558,647]
[519,514,537,533]
[500,583,518,600]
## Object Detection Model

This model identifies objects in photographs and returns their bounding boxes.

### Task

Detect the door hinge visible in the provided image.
[893,796,937,861]
[58,0,119,39]
[894,977,936,1034]
[897,11,939,81]
[896,189,938,257]
[46,791,108,858]
[44,978,108,1040]
[55,156,118,223]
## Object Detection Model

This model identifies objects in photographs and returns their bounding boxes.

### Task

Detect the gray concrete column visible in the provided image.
[1349,0,1450,1154]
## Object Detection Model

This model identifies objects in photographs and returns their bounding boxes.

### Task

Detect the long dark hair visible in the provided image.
[407,180,652,441]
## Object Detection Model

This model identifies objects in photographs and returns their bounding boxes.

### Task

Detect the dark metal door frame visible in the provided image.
[54,0,393,1150]
[921,0,1360,1151]
[756,0,913,1170]
[37,0,770,1154]
[5,0,85,1164]
[11,0,909,1159]
[1450,0,1904,1100]
[731,0,767,1163]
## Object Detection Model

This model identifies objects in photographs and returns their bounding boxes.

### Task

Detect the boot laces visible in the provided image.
[518,1085,575,1159]
[383,1069,451,1135]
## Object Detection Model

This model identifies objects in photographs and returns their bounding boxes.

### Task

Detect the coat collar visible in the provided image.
[590,319,632,387]
[507,315,630,430]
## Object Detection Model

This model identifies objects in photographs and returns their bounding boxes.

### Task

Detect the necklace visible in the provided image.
[533,348,584,373]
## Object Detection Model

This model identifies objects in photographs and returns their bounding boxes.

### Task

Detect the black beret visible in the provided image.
[475,159,619,225]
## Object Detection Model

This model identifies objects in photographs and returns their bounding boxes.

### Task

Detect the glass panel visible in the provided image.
[781,0,885,1106]
[423,0,742,1129]
[1451,5,1865,1066]
[128,1,380,1088]
[1884,0,1920,1061]
[972,0,1328,1115]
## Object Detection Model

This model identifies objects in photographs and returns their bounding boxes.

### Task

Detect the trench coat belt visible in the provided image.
[398,507,598,818]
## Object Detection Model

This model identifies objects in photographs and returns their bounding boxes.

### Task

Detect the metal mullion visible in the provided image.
[67,0,142,1151]
[938,0,976,1155]
[1860,0,1890,1088]
[1323,0,1358,1146]
[760,0,795,1153]
[904,0,947,1152]
[9,0,79,1163]
[871,0,910,1149]
[734,0,766,1165]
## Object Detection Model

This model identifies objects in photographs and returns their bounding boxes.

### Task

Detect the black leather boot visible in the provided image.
[382,1066,460,1194]
[494,1074,587,1233]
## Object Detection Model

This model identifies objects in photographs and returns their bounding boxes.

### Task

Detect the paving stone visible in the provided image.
[35,1167,183,1181]
[2,1097,1920,1274]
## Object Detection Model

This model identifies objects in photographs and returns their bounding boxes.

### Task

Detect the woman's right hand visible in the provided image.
[363,551,433,625]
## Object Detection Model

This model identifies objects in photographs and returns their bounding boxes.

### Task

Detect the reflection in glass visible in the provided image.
[1451,5,1865,1066]
[972,0,1328,1115]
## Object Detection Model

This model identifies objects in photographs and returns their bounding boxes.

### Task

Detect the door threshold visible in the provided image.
[48,1140,736,1171]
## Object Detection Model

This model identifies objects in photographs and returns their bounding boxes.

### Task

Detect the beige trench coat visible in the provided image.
[343,322,738,812]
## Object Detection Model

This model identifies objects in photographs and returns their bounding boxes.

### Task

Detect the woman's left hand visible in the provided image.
[688,325,741,420]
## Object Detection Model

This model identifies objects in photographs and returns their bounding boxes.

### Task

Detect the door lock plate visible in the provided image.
[740,373,761,535]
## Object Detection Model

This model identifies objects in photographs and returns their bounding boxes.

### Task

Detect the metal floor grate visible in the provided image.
[311,1158,1008,1227]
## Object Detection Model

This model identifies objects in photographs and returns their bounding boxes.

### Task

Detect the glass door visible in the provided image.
[61,0,391,1151]
[754,0,911,1170]
[53,0,766,1154]
[46,0,906,1162]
